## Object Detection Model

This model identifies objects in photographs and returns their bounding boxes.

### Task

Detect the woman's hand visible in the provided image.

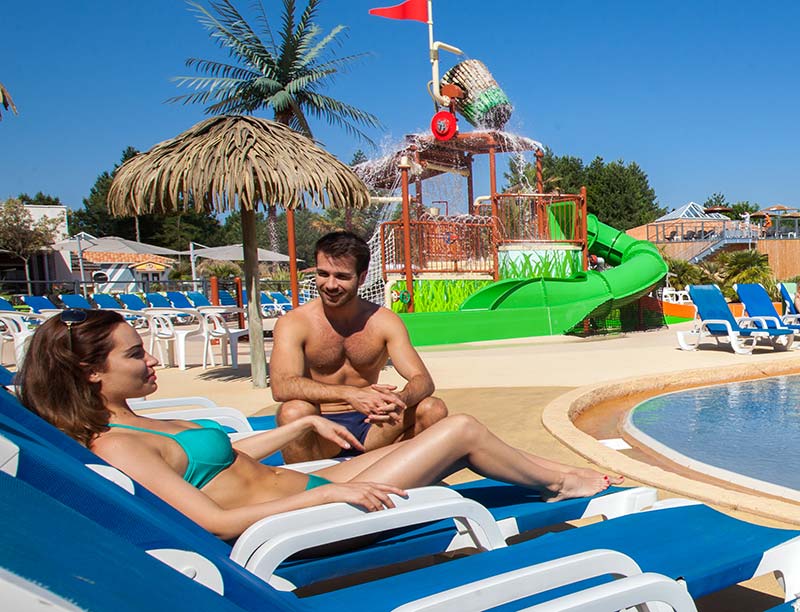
[318,481,407,512]
[306,415,365,453]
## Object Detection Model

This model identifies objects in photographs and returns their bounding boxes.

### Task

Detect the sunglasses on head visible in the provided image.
[60,309,88,351]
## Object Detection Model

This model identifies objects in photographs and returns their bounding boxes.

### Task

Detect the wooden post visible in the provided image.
[287,206,300,309]
[581,186,589,271]
[399,156,415,312]
[488,145,499,280]
[210,276,219,305]
[241,207,268,388]
[233,276,245,330]
[466,154,475,216]
[535,149,544,192]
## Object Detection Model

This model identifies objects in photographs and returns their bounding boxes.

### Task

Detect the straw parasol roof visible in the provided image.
[107,115,370,387]
[108,115,369,214]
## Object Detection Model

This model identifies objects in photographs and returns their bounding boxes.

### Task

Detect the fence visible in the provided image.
[477,194,588,246]
[380,216,497,277]
[379,193,589,279]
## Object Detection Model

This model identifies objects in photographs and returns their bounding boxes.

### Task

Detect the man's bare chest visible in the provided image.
[305,329,387,375]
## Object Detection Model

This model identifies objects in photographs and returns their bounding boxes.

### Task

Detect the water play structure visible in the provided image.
[350,2,669,345]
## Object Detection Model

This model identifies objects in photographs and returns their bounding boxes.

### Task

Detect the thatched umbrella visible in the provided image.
[107,115,370,388]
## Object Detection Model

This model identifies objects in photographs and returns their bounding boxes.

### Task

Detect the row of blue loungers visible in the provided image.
[1,369,800,610]
[677,283,799,354]
[9,290,294,314]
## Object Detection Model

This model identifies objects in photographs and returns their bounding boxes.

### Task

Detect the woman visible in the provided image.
[18,310,620,540]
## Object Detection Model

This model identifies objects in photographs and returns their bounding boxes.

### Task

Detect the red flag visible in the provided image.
[369,0,428,23]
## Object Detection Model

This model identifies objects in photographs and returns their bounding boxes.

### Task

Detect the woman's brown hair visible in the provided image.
[17,310,126,447]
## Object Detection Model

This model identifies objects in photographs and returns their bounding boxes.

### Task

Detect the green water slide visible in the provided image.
[398,214,667,345]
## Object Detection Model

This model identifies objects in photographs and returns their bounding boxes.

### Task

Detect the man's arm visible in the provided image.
[270,314,405,415]
[382,311,435,408]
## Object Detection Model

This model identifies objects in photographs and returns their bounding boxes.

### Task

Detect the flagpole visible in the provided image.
[428,0,434,69]
[427,0,463,108]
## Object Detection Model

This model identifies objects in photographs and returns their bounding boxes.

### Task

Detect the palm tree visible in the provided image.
[171,0,381,249]
[718,249,776,299]
[665,257,702,291]
[0,82,18,120]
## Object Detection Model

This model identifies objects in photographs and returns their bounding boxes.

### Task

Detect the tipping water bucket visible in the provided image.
[441,59,513,129]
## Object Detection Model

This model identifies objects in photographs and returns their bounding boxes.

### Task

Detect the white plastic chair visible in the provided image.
[201,309,249,369]
[0,313,44,366]
[146,310,204,370]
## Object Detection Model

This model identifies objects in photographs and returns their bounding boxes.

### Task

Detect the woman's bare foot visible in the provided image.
[543,472,610,503]
[571,466,624,485]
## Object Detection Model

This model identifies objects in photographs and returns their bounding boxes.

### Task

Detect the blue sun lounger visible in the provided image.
[58,293,94,309]
[0,384,656,586]
[89,292,148,326]
[167,290,201,309]
[677,284,794,354]
[2,462,704,612]
[3,413,799,611]
[146,292,196,323]
[736,283,800,335]
[20,295,61,314]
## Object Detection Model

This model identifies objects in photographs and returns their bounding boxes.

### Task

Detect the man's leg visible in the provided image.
[363,395,448,451]
[411,396,448,436]
[275,400,344,463]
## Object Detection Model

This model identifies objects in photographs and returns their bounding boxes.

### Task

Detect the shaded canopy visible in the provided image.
[107,115,370,215]
[185,243,291,262]
[53,234,181,256]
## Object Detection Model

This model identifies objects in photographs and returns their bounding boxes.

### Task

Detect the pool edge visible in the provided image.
[542,357,800,525]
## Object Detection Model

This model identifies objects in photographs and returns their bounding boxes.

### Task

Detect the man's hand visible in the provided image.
[306,416,365,453]
[345,384,407,425]
[318,481,408,512]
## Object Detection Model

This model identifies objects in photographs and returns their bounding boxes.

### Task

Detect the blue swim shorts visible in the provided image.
[323,411,371,457]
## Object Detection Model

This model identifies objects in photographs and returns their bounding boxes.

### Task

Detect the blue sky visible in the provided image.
[2,0,800,216]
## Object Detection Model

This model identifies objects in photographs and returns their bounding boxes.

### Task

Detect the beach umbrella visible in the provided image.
[107,115,369,388]
[52,235,182,256]
[52,234,181,296]
[185,244,291,262]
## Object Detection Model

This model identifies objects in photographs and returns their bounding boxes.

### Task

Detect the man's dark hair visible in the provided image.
[314,231,371,275]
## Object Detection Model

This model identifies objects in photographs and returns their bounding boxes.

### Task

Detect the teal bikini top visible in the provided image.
[107,419,236,489]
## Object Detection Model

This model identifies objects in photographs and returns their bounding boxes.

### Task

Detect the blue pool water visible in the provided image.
[628,374,800,493]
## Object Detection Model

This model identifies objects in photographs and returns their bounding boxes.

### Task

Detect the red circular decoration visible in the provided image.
[431,111,457,141]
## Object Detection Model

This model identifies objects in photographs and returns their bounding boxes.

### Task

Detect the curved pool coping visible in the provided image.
[541,356,800,524]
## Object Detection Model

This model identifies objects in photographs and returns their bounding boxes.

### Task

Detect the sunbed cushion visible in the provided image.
[309,503,799,609]
[0,472,252,612]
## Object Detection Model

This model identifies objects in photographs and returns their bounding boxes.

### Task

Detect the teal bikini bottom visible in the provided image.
[305,474,332,490]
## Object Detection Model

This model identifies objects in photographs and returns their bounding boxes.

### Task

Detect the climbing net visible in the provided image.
[299,200,400,307]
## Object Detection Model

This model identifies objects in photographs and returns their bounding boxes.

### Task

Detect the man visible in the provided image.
[270,231,448,463]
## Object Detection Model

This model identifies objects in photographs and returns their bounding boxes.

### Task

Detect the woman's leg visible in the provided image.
[516,450,624,484]
[317,415,609,501]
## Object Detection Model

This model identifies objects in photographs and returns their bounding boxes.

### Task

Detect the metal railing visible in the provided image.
[647,218,800,243]
[380,217,496,277]
[478,194,588,246]
[380,193,589,279]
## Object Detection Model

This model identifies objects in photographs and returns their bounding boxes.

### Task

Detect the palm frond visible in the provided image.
[252,0,278,55]
[300,24,347,67]
[187,1,274,74]
[174,0,381,143]
[0,82,17,120]
[303,92,381,146]
[183,57,266,81]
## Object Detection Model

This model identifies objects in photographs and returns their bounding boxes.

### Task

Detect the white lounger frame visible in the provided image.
[11,427,800,611]
[677,316,794,354]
